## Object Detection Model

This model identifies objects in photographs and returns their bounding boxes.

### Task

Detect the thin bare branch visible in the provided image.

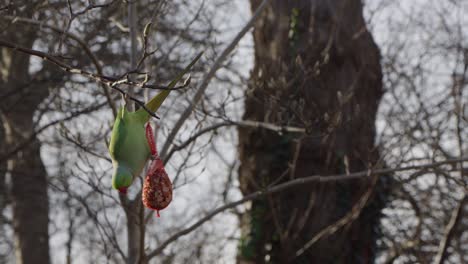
[434,194,467,264]
[146,157,467,259]
[159,0,271,158]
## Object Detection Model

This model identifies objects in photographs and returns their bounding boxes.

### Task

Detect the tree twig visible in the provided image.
[0,102,108,163]
[1,15,118,117]
[0,39,193,119]
[0,39,192,92]
[164,120,306,163]
[159,0,271,158]
[434,193,467,264]
[146,157,467,259]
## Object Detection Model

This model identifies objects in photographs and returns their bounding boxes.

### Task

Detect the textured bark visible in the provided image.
[238,0,384,263]
[0,3,51,263]
[121,197,146,264]
[0,123,5,220]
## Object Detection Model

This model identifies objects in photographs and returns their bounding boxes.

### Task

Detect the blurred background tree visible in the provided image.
[238,0,386,263]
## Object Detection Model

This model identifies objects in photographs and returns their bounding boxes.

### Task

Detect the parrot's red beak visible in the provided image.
[118,187,128,194]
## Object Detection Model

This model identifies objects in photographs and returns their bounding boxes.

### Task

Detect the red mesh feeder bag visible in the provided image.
[143,123,173,217]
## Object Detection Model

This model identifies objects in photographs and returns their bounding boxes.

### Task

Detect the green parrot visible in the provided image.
[109,52,202,193]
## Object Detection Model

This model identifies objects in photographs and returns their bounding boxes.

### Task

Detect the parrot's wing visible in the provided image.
[135,51,204,123]
[109,107,127,160]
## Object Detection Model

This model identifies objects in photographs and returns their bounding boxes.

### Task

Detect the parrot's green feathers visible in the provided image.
[108,107,126,160]
[112,165,133,190]
[134,51,204,123]
[108,52,203,192]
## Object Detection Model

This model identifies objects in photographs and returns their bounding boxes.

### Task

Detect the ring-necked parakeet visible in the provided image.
[109,52,202,193]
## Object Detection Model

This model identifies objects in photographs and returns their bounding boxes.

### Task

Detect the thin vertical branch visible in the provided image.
[121,2,145,264]
[127,0,138,111]
[434,194,467,264]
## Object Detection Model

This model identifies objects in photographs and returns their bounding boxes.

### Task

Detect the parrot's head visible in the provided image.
[112,165,133,194]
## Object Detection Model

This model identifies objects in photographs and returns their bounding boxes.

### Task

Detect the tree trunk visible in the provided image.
[238,0,384,263]
[0,5,51,263]
[121,197,146,264]
[8,126,50,264]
